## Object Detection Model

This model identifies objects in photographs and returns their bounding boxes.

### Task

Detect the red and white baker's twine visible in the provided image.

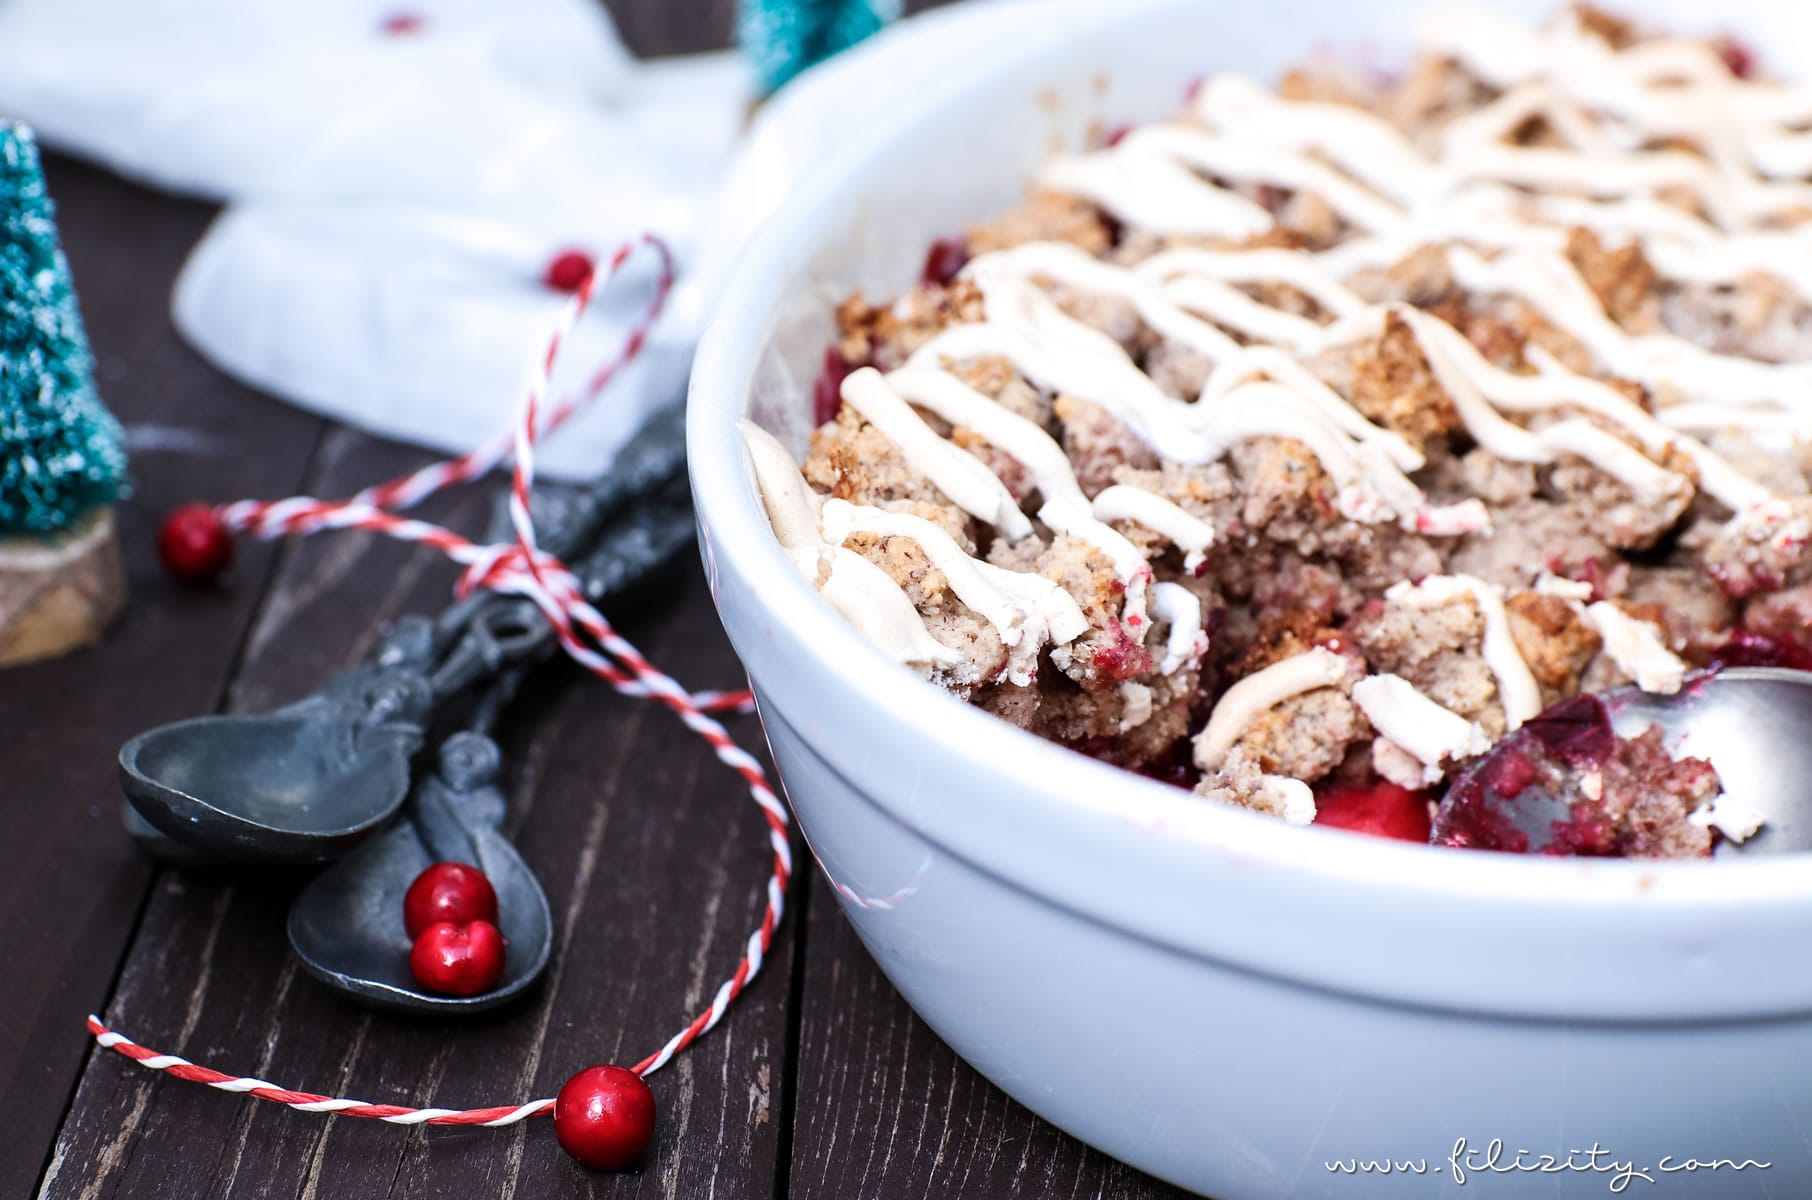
[87,233,790,1126]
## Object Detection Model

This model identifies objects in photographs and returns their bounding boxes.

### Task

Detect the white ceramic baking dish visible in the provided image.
[687,1,1812,1194]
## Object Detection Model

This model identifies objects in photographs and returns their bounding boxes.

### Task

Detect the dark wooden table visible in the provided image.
[0,4,1198,1198]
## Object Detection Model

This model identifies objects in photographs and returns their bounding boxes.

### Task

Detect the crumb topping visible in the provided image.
[742,5,1810,857]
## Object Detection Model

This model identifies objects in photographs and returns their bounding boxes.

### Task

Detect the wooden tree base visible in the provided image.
[0,507,127,667]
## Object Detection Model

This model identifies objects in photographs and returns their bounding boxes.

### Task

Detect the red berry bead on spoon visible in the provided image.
[408,919,506,996]
[554,1065,657,1171]
[544,249,595,294]
[157,503,233,583]
[403,861,499,938]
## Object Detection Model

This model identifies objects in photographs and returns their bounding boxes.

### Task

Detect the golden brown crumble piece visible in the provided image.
[1234,687,1370,781]
[1565,228,1660,331]
[1570,3,1639,49]
[966,190,1115,257]
[834,281,982,367]
[1345,309,1461,453]
[1053,394,1159,496]
[804,406,963,514]
[1350,591,1506,736]
[1505,590,1601,700]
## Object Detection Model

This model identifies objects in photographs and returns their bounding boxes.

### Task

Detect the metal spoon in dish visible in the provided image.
[1433,667,1812,859]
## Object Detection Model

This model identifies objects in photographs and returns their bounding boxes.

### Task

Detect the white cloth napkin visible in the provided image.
[0,0,1054,477]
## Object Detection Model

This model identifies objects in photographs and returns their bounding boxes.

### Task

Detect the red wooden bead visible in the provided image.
[554,1065,657,1171]
[156,503,233,583]
[408,920,505,995]
[403,861,499,938]
[544,250,596,294]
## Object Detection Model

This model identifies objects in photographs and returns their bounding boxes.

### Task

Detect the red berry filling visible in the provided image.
[920,236,971,288]
[1313,781,1432,842]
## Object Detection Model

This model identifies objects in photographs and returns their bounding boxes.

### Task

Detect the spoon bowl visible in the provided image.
[1434,667,1812,858]
[1606,666,1812,858]
[287,732,554,1014]
[120,666,431,865]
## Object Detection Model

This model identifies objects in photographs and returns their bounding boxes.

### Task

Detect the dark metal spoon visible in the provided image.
[117,408,689,867]
[119,601,543,865]
[1433,668,1812,858]
[283,471,697,1013]
[286,682,553,1015]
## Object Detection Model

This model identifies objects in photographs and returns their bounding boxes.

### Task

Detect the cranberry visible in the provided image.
[403,862,499,938]
[554,1065,657,1170]
[1517,693,1613,767]
[1313,782,1432,842]
[379,11,424,35]
[1718,36,1755,79]
[919,237,970,288]
[408,920,505,996]
[1710,629,1812,672]
[811,345,858,426]
[1576,556,1627,602]
[157,503,233,583]
[543,249,595,294]
[1091,621,1154,682]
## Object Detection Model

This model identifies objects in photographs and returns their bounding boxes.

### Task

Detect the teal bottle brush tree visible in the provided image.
[737,0,901,95]
[0,121,128,666]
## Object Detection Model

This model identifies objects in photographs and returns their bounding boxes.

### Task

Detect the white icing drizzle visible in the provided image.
[1136,246,1371,320]
[819,498,1087,687]
[741,421,961,670]
[1533,570,1687,695]
[1384,575,1543,729]
[740,419,824,550]
[942,245,1485,533]
[1419,6,1812,193]
[1582,601,1686,695]
[911,278,1218,462]
[744,8,1812,808]
[1118,681,1154,732]
[1193,647,1354,770]
[1690,794,1767,844]
[879,364,1209,590]
[1149,581,1208,675]
[740,420,1090,683]
[1351,672,1492,784]
[1019,9,1812,483]
[838,368,1033,541]
[950,241,1745,530]
[1260,774,1318,826]
[1038,143,1274,240]
[1090,486,1214,573]
[790,545,963,669]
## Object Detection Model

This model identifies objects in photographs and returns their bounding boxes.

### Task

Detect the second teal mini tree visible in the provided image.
[737,0,900,95]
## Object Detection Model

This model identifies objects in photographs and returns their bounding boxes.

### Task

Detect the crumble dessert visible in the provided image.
[741,5,1812,858]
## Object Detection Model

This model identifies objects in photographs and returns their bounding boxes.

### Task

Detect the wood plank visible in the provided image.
[787,887,1196,1200]
[40,425,795,1199]
[0,156,325,1200]
[602,0,736,58]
